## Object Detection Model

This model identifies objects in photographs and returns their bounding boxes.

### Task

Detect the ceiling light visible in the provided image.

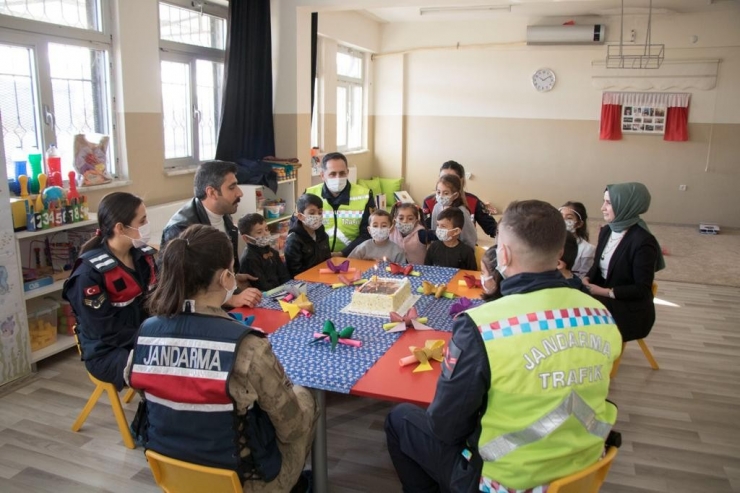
[419,5,512,16]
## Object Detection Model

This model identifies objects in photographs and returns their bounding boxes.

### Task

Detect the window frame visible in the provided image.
[158,0,227,170]
[0,2,119,181]
[336,44,365,153]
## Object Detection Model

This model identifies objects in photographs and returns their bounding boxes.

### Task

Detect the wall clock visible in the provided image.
[532,68,556,92]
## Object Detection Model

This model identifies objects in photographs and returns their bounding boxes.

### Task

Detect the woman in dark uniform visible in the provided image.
[63,192,157,390]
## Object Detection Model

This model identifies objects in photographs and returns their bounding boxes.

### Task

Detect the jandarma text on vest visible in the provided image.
[142,345,223,371]
[523,331,613,371]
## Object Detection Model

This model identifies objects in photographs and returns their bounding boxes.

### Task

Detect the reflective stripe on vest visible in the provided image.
[307,183,370,251]
[479,307,616,342]
[479,390,612,462]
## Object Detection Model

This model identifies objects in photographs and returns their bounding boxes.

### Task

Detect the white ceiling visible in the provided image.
[362,0,740,23]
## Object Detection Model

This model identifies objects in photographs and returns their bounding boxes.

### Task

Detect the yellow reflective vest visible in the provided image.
[467,287,622,491]
[306,182,371,252]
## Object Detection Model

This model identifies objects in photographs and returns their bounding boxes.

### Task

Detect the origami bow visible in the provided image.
[399,340,446,372]
[386,262,420,277]
[331,269,366,289]
[458,274,482,289]
[311,320,361,351]
[417,280,455,299]
[449,297,473,318]
[319,259,356,274]
[282,283,308,302]
[279,293,314,320]
[382,307,432,332]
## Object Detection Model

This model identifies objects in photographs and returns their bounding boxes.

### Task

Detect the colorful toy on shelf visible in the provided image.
[28,151,43,194]
[67,171,80,200]
[46,144,62,187]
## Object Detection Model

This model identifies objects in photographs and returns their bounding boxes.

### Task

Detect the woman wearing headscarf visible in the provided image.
[582,183,665,341]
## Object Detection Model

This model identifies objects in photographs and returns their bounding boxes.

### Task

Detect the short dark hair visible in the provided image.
[440,161,465,179]
[501,200,566,259]
[370,209,392,223]
[391,202,421,222]
[194,160,238,199]
[437,207,464,230]
[237,213,266,236]
[560,201,589,242]
[561,233,579,271]
[296,193,323,213]
[147,225,234,316]
[321,152,348,170]
[81,192,143,254]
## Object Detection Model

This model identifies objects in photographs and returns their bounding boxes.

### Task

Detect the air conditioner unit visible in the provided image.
[526,25,606,45]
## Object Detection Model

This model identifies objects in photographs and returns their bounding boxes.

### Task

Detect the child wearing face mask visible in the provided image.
[237,213,290,291]
[559,201,595,278]
[284,194,332,277]
[425,207,477,270]
[389,202,429,265]
[557,232,589,293]
[429,174,478,248]
[480,246,503,302]
[348,209,406,263]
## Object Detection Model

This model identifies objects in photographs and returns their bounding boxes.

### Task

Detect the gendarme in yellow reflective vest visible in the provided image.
[306,182,371,252]
[468,287,622,490]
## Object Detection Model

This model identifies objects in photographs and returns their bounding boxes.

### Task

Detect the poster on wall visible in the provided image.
[621,106,666,135]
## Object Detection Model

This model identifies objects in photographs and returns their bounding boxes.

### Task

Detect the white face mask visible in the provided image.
[301,213,324,230]
[369,226,390,242]
[395,221,416,236]
[247,234,272,248]
[326,177,348,194]
[125,222,151,248]
[481,274,496,294]
[436,227,458,242]
[564,219,576,233]
[436,193,454,207]
[222,270,237,305]
[496,245,508,279]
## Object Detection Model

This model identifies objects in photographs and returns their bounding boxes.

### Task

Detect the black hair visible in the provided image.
[480,246,503,302]
[296,193,324,213]
[560,201,589,242]
[194,160,238,200]
[370,209,392,222]
[437,206,464,230]
[321,152,348,170]
[501,200,567,260]
[391,202,422,222]
[80,192,143,254]
[437,174,467,210]
[237,213,266,236]
[440,161,465,181]
[146,225,233,316]
[561,233,579,271]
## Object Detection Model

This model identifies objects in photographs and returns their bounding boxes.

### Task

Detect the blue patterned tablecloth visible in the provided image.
[269,265,481,393]
[258,280,334,310]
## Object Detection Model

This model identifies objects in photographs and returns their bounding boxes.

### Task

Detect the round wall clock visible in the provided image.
[532,68,556,92]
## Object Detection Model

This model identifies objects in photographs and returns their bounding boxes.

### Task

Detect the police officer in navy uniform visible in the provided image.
[63,192,157,391]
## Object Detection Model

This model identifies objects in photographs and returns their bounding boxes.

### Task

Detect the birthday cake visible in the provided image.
[348,277,412,315]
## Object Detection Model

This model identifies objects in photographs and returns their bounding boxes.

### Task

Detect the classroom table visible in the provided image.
[234,259,483,493]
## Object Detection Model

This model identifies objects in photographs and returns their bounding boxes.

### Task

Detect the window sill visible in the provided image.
[78,179,133,192]
[342,149,370,156]
[164,166,199,177]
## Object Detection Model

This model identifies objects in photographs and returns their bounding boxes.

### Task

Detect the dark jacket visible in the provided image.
[586,225,659,341]
[422,191,497,239]
[283,221,331,278]
[310,183,374,256]
[238,244,290,291]
[161,198,241,271]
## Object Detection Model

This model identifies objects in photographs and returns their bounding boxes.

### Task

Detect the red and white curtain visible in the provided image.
[599,92,690,141]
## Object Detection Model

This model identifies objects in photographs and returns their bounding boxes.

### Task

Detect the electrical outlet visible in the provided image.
[679,185,687,191]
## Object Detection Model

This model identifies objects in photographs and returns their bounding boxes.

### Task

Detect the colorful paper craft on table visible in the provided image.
[386,262,420,277]
[449,297,474,318]
[279,293,314,320]
[319,259,356,274]
[458,274,482,289]
[382,306,432,333]
[311,320,361,351]
[331,269,366,289]
[399,339,445,372]
[265,282,307,302]
[417,280,455,299]
[229,312,256,327]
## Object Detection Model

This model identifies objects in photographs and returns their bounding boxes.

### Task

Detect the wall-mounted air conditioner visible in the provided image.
[526,25,606,45]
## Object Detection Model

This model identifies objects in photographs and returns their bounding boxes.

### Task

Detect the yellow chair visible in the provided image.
[610,283,660,378]
[146,450,242,493]
[71,333,137,449]
[475,245,487,271]
[548,446,618,493]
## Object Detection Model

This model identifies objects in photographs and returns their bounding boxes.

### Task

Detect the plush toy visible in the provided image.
[73,134,112,186]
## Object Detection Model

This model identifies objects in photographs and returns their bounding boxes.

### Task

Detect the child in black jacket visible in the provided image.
[237,213,290,291]
[284,194,331,278]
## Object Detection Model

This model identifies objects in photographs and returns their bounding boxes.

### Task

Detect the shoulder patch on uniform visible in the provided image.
[442,339,462,380]
[84,252,117,273]
[138,245,156,255]
[84,294,106,309]
[84,285,101,297]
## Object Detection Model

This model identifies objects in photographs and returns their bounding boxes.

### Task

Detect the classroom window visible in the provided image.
[159,1,226,168]
[0,2,116,182]
[336,45,364,152]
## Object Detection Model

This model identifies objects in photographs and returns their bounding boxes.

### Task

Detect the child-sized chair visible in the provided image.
[146,450,242,493]
[610,282,660,378]
[548,446,618,493]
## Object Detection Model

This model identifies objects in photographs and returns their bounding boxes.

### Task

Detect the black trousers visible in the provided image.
[385,403,481,493]
[85,347,130,391]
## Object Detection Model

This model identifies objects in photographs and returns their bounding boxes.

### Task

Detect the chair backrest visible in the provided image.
[475,245,486,271]
[145,450,242,493]
[547,447,618,493]
[652,282,658,297]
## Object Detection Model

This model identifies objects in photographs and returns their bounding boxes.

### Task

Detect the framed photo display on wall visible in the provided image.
[621,105,666,135]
